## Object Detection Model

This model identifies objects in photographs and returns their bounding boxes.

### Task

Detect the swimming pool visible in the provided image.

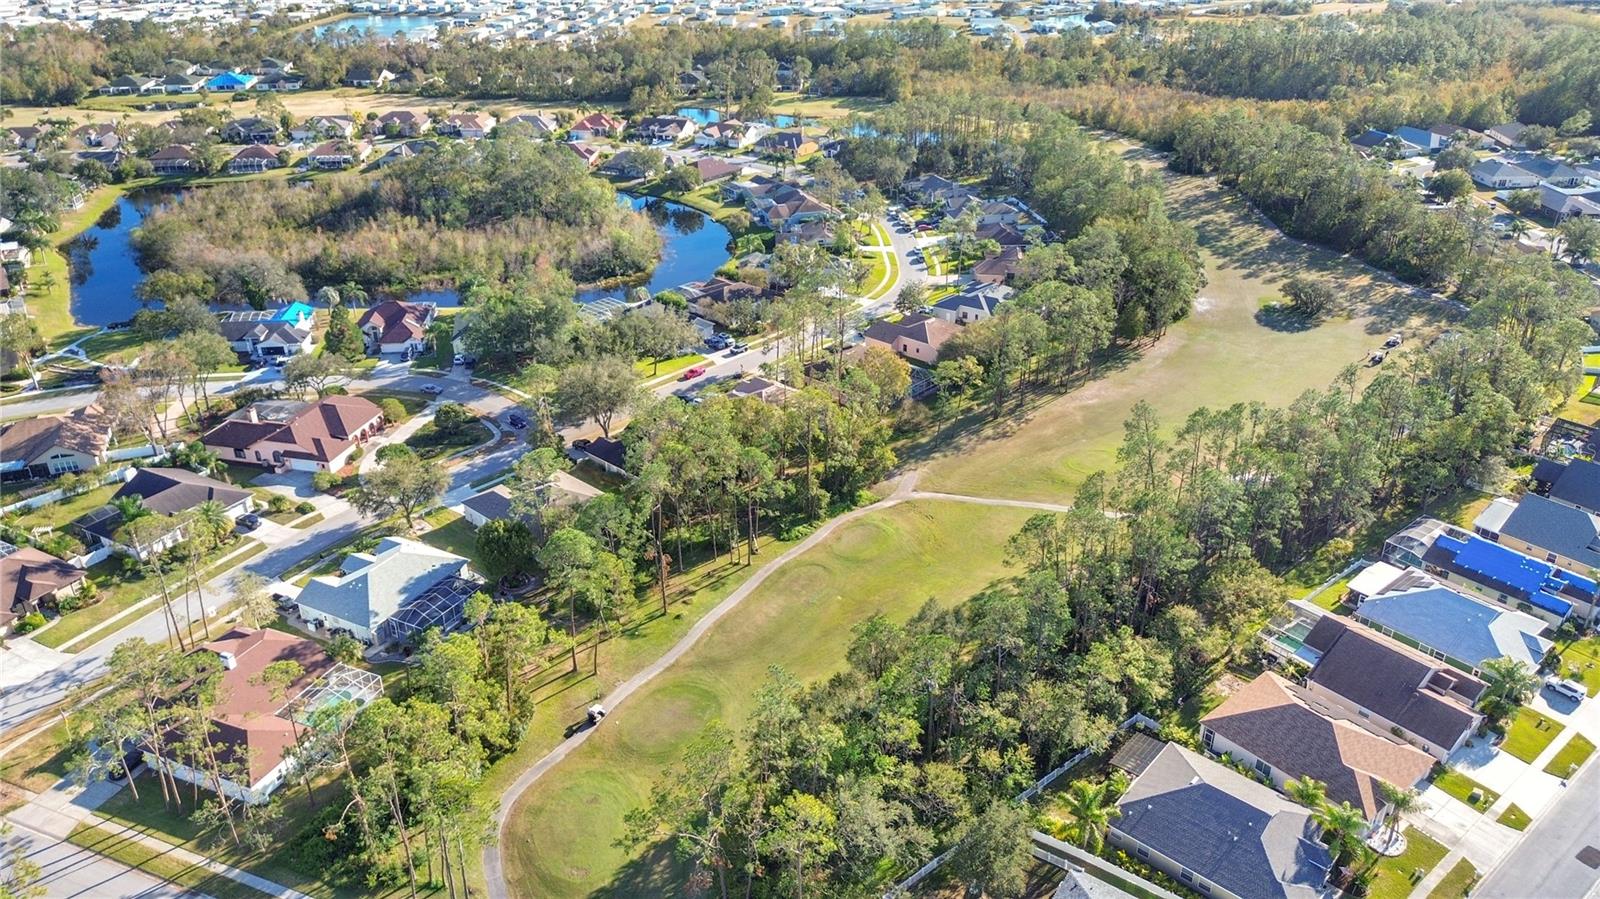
[274,301,315,325]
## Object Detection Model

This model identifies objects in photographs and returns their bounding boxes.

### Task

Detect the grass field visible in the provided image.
[65,821,274,899]
[1555,636,1600,696]
[635,353,705,379]
[1427,859,1479,899]
[497,500,1032,898]
[1502,707,1564,763]
[910,173,1441,501]
[1496,804,1531,831]
[1367,827,1447,899]
[1434,769,1498,812]
[1542,733,1596,778]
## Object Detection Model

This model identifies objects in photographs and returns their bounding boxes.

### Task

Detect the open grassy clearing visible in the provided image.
[497,500,1033,898]
[909,171,1442,502]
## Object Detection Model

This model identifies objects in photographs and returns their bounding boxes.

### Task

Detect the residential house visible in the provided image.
[218,315,313,357]
[202,395,385,473]
[567,437,629,477]
[72,123,122,149]
[1301,614,1486,760]
[678,68,708,93]
[76,468,254,560]
[459,473,601,531]
[568,142,604,168]
[779,218,838,247]
[225,144,283,174]
[694,119,769,150]
[144,628,380,804]
[972,246,1024,285]
[0,406,112,480]
[1470,158,1540,190]
[1474,493,1600,621]
[372,111,431,138]
[976,200,1029,228]
[1509,156,1585,188]
[254,58,295,77]
[502,113,560,137]
[977,222,1031,248]
[1199,672,1436,823]
[863,313,959,364]
[150,145,200,175]
[439,113,497,139]
[255,72,306,92]
[633,114,698,143]
[1393,125,1450,154]
[1386,517,1591,625]
[159,72,206,94]
[687,276,764,319]
[930,283,1011,324]
[1485,123,1530,149]
[307,140,371,169]
[1345,563,1551,673]
[694,157,745,183]
[901,173,967,207]
[749,185,837,232]
[376,139,437,167]
[357,300,436,355]
[568,112,626,141]
[99,74,162,95]
[294,537,477,644]
[600,149,661,179]
[1,547,87,632]
[206,71,258,92]
[756,130,819,158]
[1109,742,1334,899]
[222,117,279,144]
[5,127,42,153]
[1537,185,1600,222]
[728,377,797,404]
[289,116,357,143]
[342,66,396,88]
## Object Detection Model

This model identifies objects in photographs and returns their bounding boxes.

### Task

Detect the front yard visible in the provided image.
[1367,827,1448,899]
[1553,635,1600,697]
[1542,733,1596,778]
[1426,859,1479,899]
[403,419,493,460]
[1501,707,1564,763]
[1433,769,1498,811]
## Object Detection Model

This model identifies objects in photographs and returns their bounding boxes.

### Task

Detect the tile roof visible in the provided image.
[203,396,382,463]
[1,547,86,613]
[357,300,433,345]
[863,313,960,352]
[1202,673,1435,818]
[1115,743,1333,899]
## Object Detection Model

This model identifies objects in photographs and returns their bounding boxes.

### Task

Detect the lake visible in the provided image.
[573,195,733,312]
[676,107,804,129]
[65,189,183,327]
[315,14,443,40]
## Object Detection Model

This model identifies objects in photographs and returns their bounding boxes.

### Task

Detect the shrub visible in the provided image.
[15,612,47,633]
[312,471,340,492]
[434,402,476,435]
[378,397,407,425]
[295,500,316,514]
[376,443,417,463]
[267,493,294,514]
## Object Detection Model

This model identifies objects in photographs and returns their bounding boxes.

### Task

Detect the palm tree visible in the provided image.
[1285,776,1328,809]
[1376,782,1420,843]
[1481,657,1540,718]
[1313,800,1369,864]
[1060,780,1121,854]
[194,500,229,550]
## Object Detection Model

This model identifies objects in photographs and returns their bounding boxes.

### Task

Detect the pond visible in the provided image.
[412,194,732,317]
[676,107,804,129]
[64,188,184,327]
[314,14,443,40]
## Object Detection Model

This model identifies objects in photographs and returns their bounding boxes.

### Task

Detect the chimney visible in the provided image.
[217,651,237,670]
[245,405,259,423]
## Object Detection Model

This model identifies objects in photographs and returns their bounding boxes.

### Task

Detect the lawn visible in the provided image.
[359,388,431,423]
[1501,707,1564,763]
[0,717,77,794]
[1305,573,1355,611]
[496,500,1034,898]
[1554,635,1600,697]
[1427,859,1479,899]
[1542,733,1596,779]
[910,174,1441,502]
[1496,804,1531,831]
[13,481,121,531]
[1367,826,1448,899]
[65,821,273,899]
[404,419,493,460]
[634,353,705,379]
[1433,769,1498,811]
[429,320,456,370]
[418,511,482,569]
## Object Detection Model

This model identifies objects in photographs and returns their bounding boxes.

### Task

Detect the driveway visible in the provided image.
[1,818,189,899]
[0,641,73,691]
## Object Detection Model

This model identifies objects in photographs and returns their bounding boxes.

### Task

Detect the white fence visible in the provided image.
[0,447,169,517]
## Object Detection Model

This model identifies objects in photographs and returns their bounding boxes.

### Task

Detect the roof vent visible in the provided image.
[217,651,237,670]
[1189,776,1202,786]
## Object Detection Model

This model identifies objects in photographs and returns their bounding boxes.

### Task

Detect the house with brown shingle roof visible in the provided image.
[1302,616,1485,760]
[863,313,960,364]
[973,246,1024,285]
[203,396,384,473]
[1,547,87,632]
[75,467,255,560]
[1200,672,1436,823]
[0,406,112,480]
[372,110,431,137]
[568,112,626,141]
[147,627,380,804]
[356,300,436,356]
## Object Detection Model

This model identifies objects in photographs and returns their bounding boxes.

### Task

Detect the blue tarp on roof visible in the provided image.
[1430,532,1580,618]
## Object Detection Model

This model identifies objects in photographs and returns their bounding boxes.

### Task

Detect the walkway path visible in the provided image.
[482,472,1073,899]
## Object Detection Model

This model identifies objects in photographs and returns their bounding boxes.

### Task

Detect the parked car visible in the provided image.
[273,593,297,612]
[1384,333,1404,348]
[235,513,261,532]
[680,366,707,381]
[506,413,529,429]
[729,342,749,354]
[706,333,731,350]
[462,355,478,368]
[420,383,444,394]
[1546,677,1587,703]
[1368,350,1386,366]
[452,353,464,366]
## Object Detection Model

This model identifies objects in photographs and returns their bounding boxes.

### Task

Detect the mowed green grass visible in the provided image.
[499,500,1033,898]
[911,174,1441,501]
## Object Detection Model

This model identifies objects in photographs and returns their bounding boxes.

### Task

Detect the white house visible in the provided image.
[294,538,475,643]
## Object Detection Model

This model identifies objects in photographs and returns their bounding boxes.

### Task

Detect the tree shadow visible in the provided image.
[595,839,691,898]
[1254,303,1318,333]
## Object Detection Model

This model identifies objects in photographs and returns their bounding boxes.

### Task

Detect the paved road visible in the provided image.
[1475,751,1600,899]
[1,819,191,899]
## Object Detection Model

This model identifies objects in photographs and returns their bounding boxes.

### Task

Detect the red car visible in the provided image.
[679,366,707,381]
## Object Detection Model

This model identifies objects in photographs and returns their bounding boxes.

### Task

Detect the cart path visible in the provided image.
[483,472,1073,899]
